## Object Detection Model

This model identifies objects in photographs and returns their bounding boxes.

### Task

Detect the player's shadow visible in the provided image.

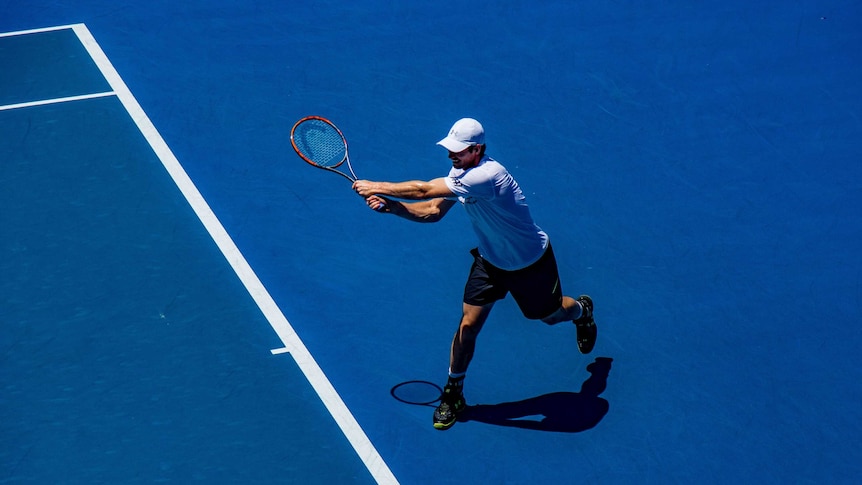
[459,357,613,433]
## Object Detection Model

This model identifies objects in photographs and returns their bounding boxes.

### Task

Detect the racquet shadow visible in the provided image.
[459,357,613,433]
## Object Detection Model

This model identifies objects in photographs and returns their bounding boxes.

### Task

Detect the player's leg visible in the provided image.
[540,295,581,324]
[434,302,493,430]
[508,244,598,354]
[539,296,596,354]
[450,302,494,375]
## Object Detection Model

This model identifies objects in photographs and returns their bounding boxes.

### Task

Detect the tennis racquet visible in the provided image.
[290,116,357,182]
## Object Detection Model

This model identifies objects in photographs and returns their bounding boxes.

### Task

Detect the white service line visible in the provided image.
[0,91,115,112]
[59,23,398,485]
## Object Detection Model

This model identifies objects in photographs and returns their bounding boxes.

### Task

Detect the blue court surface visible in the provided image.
[2,2,860,484]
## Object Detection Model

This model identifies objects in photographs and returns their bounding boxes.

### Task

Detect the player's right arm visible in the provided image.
[365,195,456,223]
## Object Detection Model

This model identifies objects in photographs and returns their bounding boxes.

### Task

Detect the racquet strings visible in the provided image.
[292,118,347,168]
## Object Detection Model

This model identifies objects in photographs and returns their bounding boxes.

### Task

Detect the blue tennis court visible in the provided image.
[2,2,861,484]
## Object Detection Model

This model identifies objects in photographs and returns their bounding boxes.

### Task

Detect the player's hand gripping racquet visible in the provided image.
[290,116,357,182]
[291,116,387,211]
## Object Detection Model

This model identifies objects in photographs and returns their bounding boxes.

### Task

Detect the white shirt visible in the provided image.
[444,156,549,270]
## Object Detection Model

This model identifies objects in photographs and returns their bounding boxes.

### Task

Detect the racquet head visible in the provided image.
[290,116,348,169]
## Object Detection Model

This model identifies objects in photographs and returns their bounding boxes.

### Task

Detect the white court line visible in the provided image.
[0,24,81,37]
[1,23,398,484]
[0,91,115,112]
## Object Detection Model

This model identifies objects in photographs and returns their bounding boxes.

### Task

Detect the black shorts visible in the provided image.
[463,244,564,320]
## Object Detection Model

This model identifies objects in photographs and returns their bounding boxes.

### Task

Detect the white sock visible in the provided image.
[573,300,584,320]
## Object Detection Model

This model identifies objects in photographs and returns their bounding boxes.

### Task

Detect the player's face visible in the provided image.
[448,145,482,169]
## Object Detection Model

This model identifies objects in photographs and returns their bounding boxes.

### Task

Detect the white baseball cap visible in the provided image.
[436,118,485,152]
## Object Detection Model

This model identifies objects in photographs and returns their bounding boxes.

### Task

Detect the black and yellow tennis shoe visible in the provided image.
[574,295,597,354]
[433,395,466,430]
[433,380,467,430]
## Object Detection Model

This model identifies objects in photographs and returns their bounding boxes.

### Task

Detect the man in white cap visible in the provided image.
[353,118,597,430]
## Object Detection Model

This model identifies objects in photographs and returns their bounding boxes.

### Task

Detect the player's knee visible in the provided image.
[458,318,481,336]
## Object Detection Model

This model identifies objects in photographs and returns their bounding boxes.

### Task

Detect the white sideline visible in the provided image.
[0,23,398,485]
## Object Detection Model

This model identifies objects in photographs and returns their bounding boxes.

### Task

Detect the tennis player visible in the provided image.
[353,118,597,430]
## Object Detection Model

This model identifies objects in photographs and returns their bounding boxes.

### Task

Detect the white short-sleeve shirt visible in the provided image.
[444,156,549,270]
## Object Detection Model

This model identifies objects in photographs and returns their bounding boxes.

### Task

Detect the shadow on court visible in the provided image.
[459,357,613,433]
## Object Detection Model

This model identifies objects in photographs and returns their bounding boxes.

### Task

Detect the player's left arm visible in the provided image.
[366,195,456,223]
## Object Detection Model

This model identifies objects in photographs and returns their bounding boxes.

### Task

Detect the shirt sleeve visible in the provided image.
[445,163,496,200]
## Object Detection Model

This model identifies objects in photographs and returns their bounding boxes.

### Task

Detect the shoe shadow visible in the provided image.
[459,357,613,433]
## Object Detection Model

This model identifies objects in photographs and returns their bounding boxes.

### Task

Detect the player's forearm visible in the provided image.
[374,181,435,200]
[388,200,444,223]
